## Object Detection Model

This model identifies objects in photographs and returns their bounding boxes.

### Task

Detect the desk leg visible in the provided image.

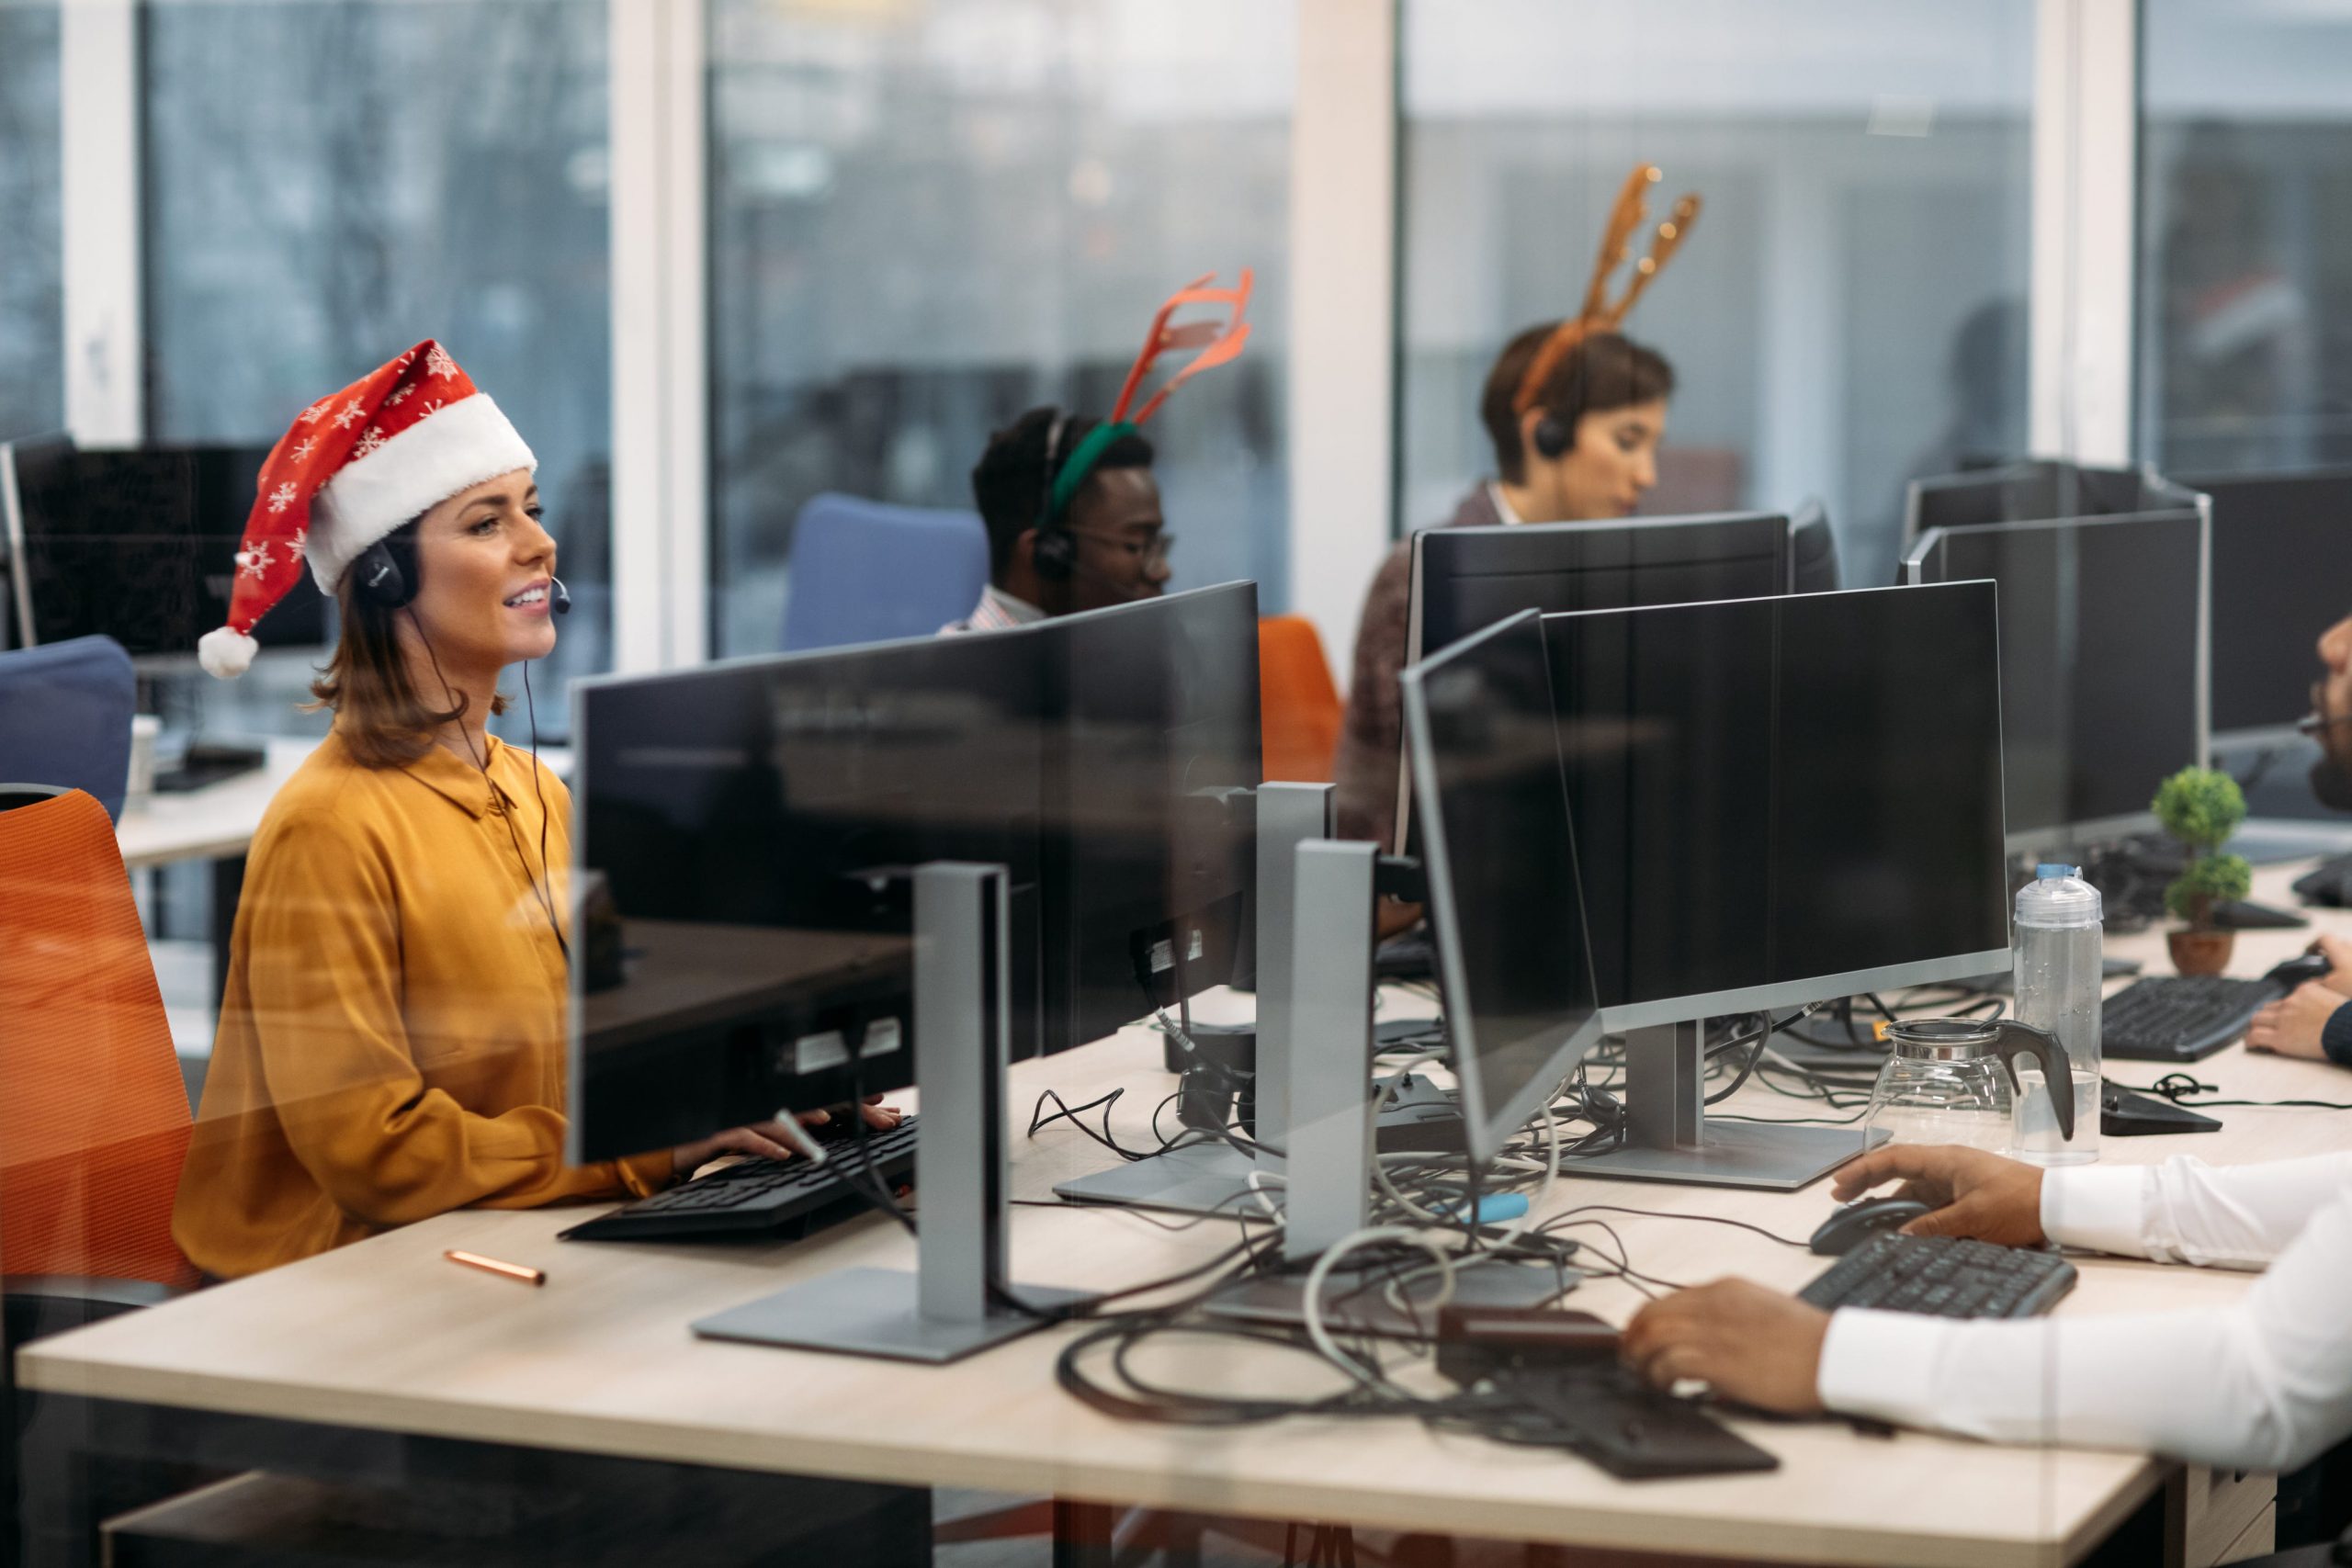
[210,854,244,1011]
[1052,1498,1117,1568]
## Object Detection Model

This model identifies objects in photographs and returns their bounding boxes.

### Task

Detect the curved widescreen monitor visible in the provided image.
[1544,581,2011,1029]
[1903,510,2208,849]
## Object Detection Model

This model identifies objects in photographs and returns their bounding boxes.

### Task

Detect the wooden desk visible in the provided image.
[21,863,2352,1567]
[114,739,315,872]
[113,739,574,869]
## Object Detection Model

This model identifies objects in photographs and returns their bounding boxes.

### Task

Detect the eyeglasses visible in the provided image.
[1063,528,1174,568]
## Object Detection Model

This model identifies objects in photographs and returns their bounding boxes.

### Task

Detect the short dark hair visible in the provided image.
[969,407,1155,578]
[1479,328,1676,484]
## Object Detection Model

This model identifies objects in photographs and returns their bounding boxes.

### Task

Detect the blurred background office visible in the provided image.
[6,0,2352,1032]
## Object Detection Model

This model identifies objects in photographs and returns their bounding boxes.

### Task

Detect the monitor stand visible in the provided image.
[1204,839,1573,1326]
[1569,1021,1884,1191]
[1053,782,1331,1218]
[692,862,1085,1363]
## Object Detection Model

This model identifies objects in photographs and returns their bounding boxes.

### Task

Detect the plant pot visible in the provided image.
[2169,929,2235,976]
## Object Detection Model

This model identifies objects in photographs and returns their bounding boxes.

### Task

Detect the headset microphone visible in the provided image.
[549,576,571,615]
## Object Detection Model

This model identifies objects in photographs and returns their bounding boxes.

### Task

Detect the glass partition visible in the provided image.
[707,0,1296,658]
[2140,0,2352,473]
[1398,0,2034,590]
[0,0,62,446]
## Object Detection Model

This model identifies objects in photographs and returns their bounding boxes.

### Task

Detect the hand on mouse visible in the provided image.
[1827,1145,2046,1247]
[2245,980,2349,1059]
[1622,1280,1829,1416]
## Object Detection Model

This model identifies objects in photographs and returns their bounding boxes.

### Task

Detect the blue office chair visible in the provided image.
[779,493,991,652]
[0,635,137,822]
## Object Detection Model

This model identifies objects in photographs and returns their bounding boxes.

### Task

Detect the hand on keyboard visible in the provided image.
[2245,980,2351,1060]
[1828,1145,2047,1248]
[1623,1280,1830,1417]
[672,1120,813,1173]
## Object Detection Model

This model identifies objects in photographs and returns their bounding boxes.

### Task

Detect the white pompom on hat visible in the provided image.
[198,339,536,679]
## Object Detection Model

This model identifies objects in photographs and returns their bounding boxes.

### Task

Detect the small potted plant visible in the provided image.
[2151,766,2252,976]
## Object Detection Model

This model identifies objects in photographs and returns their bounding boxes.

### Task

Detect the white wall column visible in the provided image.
[2030,0,2139,465]
[59,0,143,447]
[609,0,709,671]
[1286,0,1397,683]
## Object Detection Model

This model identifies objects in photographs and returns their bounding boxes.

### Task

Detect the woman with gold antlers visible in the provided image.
[1334,165,1701,862]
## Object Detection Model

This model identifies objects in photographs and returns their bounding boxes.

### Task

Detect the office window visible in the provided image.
[143,0,613,731]
[707,0,1295,658]
[2140,0,2352,474]
[0,0,62,443]
[1398,0,2034,589]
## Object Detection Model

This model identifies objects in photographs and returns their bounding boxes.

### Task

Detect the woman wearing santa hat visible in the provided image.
[171,341,813,1278]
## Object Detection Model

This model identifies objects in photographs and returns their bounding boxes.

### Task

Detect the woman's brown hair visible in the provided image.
[1480,328,1676,485]
[308,521,507,769]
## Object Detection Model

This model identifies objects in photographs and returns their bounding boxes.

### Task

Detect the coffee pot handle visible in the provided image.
[1993,1022,2076,1140]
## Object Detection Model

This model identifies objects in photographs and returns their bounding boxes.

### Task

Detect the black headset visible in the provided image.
[353,536,570,616]
[1531,413,1572,459]
[1031,412,1078,581]
[1527,339,1600,461]
[352,529,572,957]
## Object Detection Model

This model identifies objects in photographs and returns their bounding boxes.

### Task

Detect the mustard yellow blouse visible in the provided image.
[174,728,672,1279]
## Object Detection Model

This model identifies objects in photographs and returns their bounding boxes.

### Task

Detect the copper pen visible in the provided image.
[445,1248,546,1286]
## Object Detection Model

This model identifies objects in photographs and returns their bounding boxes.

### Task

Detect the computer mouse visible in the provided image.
[1809,1197,1933,1256]
[2267,951,2335,988]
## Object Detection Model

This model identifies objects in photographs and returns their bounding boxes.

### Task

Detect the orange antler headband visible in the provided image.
[1048,270,1252,523]
[1512,164,1702,417]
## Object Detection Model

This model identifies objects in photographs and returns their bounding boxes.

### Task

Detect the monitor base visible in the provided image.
[1204,1258,1579,1338]
[1050,1089,1465,1217]
[1052,1142,1268,1219]
[693,1268,1088,1364]
[1571,1121,1884,1191]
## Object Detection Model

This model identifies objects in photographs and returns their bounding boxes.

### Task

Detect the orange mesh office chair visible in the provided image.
[0,786,196,1291]
[1258,615,1343,784]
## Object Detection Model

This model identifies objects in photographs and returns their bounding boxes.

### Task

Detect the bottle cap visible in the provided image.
[2018,864,2103,926]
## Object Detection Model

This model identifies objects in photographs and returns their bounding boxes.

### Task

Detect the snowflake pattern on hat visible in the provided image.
[198,338,536,679]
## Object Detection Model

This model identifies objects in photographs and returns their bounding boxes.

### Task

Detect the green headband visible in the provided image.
[1046,421,1138,526]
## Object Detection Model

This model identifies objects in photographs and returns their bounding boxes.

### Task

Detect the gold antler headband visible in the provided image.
[1513,164,1702,417]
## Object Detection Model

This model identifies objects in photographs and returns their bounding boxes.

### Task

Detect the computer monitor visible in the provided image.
[1041,581,1261,1053]
[1903,459,2169,548]
[1396,511,1792,852]
[567,628,1048,1164]
[1903,510,2209,850]
[1540,582,2009,1187]
[1789,497,1840,593]
[2173,468,2352,741]
[3,439,326,656]
[1401,610,1603,1167]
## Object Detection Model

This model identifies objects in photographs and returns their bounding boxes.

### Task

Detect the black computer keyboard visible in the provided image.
[2102,974,2286,1062]
[2296,852,2352,908]
[560,1116,918,1244]
[1799,1235,2076,1319]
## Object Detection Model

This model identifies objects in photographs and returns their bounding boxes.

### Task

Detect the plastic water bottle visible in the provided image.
[2011,864,2102,1165]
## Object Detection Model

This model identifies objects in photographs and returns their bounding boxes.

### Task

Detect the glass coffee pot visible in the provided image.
[1863,1019,2077,1154]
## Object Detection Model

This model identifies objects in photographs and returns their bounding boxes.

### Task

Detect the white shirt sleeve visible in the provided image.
[1814,1154,2352,1471]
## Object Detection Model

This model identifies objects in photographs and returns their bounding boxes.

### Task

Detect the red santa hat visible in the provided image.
[198,339,537,679]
